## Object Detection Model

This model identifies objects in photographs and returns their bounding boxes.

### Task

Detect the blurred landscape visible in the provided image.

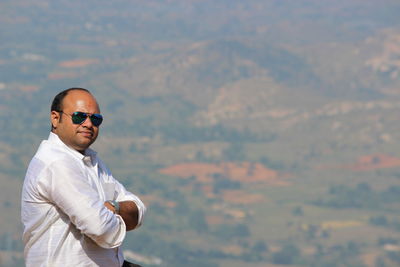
[1,0,400,266]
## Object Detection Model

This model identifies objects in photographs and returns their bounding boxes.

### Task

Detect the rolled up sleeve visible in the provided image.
[114,179,146,229]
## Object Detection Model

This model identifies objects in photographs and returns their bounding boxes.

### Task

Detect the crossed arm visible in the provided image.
[104,201,140,231]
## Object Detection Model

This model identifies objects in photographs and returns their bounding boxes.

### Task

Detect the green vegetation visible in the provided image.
[312,183,400,210]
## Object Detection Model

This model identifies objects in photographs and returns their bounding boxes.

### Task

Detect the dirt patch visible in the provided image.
[221,245,244,256]
[140,194,176,208]
[59,58,99,68]
[222,190,265,205]
[206,215,225,225]
[320,220,363,230]
[159,161,288,185]
[316,153,400,171]
[346,153,400,171]
[360,251,380,267]
[20,85,39,92]
[48,72,81,80]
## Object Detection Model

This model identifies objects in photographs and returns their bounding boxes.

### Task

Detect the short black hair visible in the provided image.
[51,87,91,112]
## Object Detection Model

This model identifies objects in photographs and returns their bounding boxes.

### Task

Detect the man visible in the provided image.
[21,88,146,266]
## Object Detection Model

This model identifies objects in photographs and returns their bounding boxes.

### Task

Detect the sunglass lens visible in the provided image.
[90,114,103,126]
[72,112,87,124]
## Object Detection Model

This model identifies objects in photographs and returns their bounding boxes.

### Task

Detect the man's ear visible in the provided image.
[50,111,60,130]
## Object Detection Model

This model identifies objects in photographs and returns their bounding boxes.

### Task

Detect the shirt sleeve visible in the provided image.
[113,178,146,229]
[38,159,126,249]
[97,158,146,229]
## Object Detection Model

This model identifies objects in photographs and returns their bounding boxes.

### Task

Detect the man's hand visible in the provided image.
[104,201,139,231]
[104,201,116,213]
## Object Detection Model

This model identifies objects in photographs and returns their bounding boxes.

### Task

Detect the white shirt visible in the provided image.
[21,132,146,267]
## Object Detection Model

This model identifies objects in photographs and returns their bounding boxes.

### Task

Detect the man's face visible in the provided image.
[51,90,101,153]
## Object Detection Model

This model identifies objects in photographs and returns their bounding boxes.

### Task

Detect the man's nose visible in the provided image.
[81,116,94,128]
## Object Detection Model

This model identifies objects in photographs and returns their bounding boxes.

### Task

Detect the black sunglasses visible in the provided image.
[60,111,103,127]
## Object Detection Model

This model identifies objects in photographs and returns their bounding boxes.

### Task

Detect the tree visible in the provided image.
[252,240,268,253]
[223,142,245,161]
[189,209,209,233]
[272,243,300,265]
[369,215,388,226]
[292,206,304,216]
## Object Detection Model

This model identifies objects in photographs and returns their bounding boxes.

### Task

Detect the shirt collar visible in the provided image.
[48,132,98,165]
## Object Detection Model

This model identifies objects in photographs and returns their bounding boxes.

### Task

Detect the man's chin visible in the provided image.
[76,139,95,151]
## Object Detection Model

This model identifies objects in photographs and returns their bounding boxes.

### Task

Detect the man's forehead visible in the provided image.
[62,90,99,110]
